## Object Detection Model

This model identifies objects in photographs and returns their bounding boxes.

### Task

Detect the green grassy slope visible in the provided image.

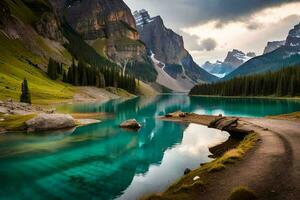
[0,33,75,104]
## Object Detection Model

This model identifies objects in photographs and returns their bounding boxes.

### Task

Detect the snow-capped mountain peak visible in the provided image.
[286,23,300,47]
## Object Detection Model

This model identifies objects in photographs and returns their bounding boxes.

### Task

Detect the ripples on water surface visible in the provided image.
[0,95,300,199]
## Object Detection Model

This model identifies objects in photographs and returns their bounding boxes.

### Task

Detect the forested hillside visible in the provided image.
[190,66,300,97]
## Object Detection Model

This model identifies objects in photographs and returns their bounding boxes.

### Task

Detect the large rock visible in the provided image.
[26,114,76,132]
[120,119,141,130]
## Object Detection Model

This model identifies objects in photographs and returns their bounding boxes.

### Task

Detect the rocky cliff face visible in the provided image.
[138,16,187,64]
[64,0,138,40]
[263,40,285,54]
[35,12,64,42]
[285,23,300,47]
[135,11,217,84]
[59,0,145,63]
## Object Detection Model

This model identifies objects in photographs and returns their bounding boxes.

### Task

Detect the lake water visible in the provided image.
[0,95,300,200]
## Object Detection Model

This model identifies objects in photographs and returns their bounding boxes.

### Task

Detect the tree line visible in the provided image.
[47,58,137,93]
[190,65,300,97]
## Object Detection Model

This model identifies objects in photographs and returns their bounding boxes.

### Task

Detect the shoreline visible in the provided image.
[146,111,300,200]
[190,94,300,101]
[0,86,138,134]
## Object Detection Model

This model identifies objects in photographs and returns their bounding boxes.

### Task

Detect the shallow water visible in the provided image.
[0,95,300,200]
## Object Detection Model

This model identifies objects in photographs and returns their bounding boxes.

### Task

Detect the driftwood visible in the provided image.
[215,118,239,130]
[208,117,226,128]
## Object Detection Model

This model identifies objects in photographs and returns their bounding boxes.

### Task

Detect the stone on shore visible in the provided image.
[26,114,76,132]
[0,127,6,134]
[120,119,141,130]
[184,168,191,175]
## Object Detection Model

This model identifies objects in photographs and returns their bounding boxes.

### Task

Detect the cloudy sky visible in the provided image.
[124,0,300,65]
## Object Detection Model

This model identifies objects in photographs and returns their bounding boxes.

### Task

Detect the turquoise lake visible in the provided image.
[0,95,300,200]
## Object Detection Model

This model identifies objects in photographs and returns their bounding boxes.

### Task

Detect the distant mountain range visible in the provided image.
[202,50,256,78]
[224,23,300,80]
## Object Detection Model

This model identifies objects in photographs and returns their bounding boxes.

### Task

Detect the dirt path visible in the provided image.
[160,113,300,199]
[193,118,300,200]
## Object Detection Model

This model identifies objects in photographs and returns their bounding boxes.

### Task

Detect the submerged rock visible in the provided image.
[26,114,76,132]
[120,119,141,130]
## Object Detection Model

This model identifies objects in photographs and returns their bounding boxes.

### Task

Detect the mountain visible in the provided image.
[224,49,254,67]
[0,0,159,102]
[61,0,145,62]
[51,0,158,82]
[134,9,217,92]
[202,49,255,78]
[263,40,286,54]
[202,61,233,78]
[224,23,300,80]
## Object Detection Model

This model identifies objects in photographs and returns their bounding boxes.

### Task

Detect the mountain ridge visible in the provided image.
[134,9,218,91]
[224,22,300,80]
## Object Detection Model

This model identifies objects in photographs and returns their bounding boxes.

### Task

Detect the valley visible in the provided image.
[0,0,300,200]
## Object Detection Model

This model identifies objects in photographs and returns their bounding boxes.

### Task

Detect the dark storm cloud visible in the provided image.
[125,0,300,29]
[199,38,217,51]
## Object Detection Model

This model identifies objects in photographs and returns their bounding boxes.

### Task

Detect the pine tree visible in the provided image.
[47,58,58,80]
[20,78,31,104]
[62,70,67,83]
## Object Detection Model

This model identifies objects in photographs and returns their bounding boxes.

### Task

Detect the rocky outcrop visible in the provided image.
[263,41,285,54]
[64,0,138,40]
[61,0,146,63]
[26,114,76,132]
[120,119,141,130]
[35,12,64,42]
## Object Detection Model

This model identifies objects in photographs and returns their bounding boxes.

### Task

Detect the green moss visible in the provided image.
[228,186,257,200]
[0,33,75,104]
[0,114,36,131]
[91,38,107,57]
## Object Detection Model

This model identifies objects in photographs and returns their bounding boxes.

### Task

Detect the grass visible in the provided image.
[145,133,258,200]
[228,186,257,200]
[105,87,136,98]
[114,37,144,47]
[0,114,36,131]
[3,0,37,24]
[91,38,107,57]
[0,33,76,104]
[268,111,300,121]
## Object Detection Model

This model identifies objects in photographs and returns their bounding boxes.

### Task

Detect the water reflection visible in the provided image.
[0,95,299,199]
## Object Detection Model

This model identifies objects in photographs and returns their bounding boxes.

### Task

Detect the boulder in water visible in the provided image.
[26,114,76,132]
[120,119,141,130]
